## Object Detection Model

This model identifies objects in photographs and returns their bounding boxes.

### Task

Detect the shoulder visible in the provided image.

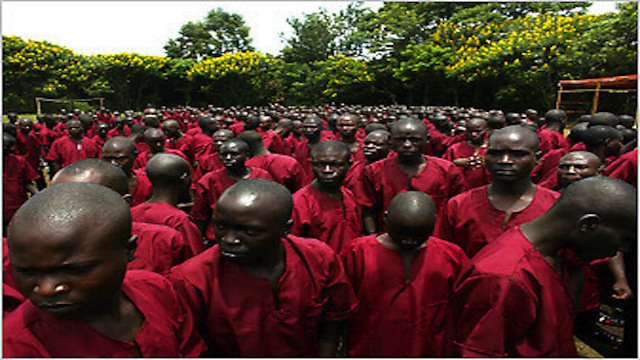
[534,185,561,201]
[425,155,457,170]
[449,185,486,204]
[286,235,337,259]
[427,236,468,258]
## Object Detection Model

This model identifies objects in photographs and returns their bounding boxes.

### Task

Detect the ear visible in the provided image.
[534,150,543,164]
[578,214,601,232]
[121,193,133,205]
[126,234,138,262]
[596,165,605,176]
[283,219,294,236]
[383,210,389,226]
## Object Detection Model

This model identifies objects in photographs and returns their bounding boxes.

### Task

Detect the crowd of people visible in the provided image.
[2,103,637,357]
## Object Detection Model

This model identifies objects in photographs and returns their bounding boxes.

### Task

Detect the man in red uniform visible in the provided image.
[238,130,309,193]
[343,129,391,193]
[3,182,203,357]
[162,119,197,164]
[45,119,101,176]
[342,191,468,357]
[189,114,219,160]
[443,117,491,189]
[293,116,336,180]
[49,158,193,274]
[354,117,468,234]
[131,153,205,256]
[605,148,637,187]
[107,115,131,138]
[90,122,110,148]
[193,129,233,184]
[3,134,39,235]
[168,179,358,357]
[132,128,189,170]
[436,125,559,258]
[448,177,636,357]
[291,141,362,254]
[538,109,570,155]
[538,151,603,191]
[336,113,365,163]
[191,139,273,243]
[15,118,43,188]
[102,137,152,207]
[256,114,289,155]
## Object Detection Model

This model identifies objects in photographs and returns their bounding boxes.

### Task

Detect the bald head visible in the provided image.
[237,130,264,155]
[218,178,293,223]
[145,153,191,187]
[390,117,428,136]
[9,182,131,247]
[489,125,540,150]
[103,136,137,154]
[385,192,437,249]
[544,109,568,124]
[310,140,350,159]
[51,159,129,196]
[589,112,619,127]
[581,125,622,149]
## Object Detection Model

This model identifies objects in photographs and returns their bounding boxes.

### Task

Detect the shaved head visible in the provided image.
[145,153,191,187]
[385,191,437,250]
[489,125,540,150]
[218,178,293,223]
[51,159,129,196]
[103,136,137,154]
[390,117,428,136]
[310,140,350,159]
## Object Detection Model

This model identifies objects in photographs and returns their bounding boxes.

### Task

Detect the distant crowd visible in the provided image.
[2,103,637,357]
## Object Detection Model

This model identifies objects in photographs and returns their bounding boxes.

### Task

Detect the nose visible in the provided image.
[220,230,241,245]
[33,277,69,298]
[565,165,577,174]
[497,152,513,164]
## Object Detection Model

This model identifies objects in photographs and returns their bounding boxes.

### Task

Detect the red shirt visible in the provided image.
[130,169,153,207]
[448,227,577,357]
[107,126,131,138]
[45,136,101,168]
[90,135,107,149]
[442,141,491,189]
[342,235,468,357]
[167,235,359,357]
[166,134,196,163]
[193,152,224,184]
[257,129,288,155]
[605,148,637,187]
[3,270,204,358]
[132,148,188,171]
[538,128,570,154]
[435,185,559,258]
[189,133,214,159]
[15,131,42,170]
[531,148,568,184]
[131,202,205,256]
[37,126,61,152]
[343,159,367,194]
[3,154,40,222]
[3,238,25,317]
[246,153,309,193]
[354,155,468,218]
[291,184,362,254]
[191,167,273,241]
[129,222,193,274]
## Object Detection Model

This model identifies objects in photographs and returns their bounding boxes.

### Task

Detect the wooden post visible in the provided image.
[555,84,563,110]
[35,98,42,115]
[592,82,601,114]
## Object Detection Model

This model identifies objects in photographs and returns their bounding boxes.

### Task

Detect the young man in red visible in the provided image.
[193,129,233,184]
[101,137,153,207]
[343,129,391,193]
[238,130,309,193]
[3,183,203,357]
[354,117,468,234]
[342,192,468,357]
[45,119,101,176]
[3,134,39,235]
[291,141,362,254]
[132,128,189,170]
[448,177,636,357]
[436,125,559,258]
[443,117,491,189]
[131,153,205,256]
[169,179,358,357]
[191,139,273,244]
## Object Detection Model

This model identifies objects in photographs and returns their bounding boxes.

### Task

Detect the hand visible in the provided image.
[612,280,633,300]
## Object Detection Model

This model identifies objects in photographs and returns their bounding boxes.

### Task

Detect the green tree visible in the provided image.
[281,9,336,63]
[165,8,254,60]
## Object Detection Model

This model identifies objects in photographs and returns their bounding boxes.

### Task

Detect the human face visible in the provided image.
[337,117,358,139]
[9,221,130,320]
[311,149,350,189]
[363,133,390,163]
[385,214,433,251]
[465,120,488,145]
[161,122,180,139]
[219,142,247,171]
[485,132,537,183]
[213,195,289,264]
[605,136,622,157]
[144,131,165,153]
[102,148,136,173]
[213,132,233,152]
[18,119,33,134]
[303,120,321,140]
[259,116,272,130]
[390,124,428,162]
[96,124,109,138]
[557,155,599,189]
[66,121,84,138]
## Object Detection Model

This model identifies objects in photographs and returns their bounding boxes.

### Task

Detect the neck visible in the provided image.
[254,146,269,156]
[521,214,565,267]
[148,188,181,206]
[241,240,285,274]
[311,179,342,196]
[227,166,250,180]
[397,154,425,167]
[490,179,535,197]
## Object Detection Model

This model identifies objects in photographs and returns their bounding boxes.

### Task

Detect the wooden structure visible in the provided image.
[35,97,105,115]
[556,74,637,115]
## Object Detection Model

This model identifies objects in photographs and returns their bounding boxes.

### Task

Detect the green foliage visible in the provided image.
[164,8,254,60]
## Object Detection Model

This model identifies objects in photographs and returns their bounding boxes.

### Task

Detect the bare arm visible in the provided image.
[362,206,378,235]
[317,321,343,357]
[608,251,632,300]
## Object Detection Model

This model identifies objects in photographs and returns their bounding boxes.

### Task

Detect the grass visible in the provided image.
[2,114,37,123]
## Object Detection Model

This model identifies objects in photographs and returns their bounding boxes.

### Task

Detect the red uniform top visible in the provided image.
[291,184,362,254]
[107,126,131,139]
[246,153,309,193]
[435,185,559,258]
[284,134,304,156]
[193,152,224,184]
[605,148,637,187]
[342,235,469,357]
[131,202,205,256]
[229,121,245,136]
[37,126,61,153]
[166,134,196,163]
[15,131,42,170]
[3,238,25,317]
[531,148,568,184]
[191,167,273,241]
[3,154,40,222]
[129,222,193,275]
[538,128,570,154]
[448,227,577,357]
[132,148,188,171]
[343,159,367,194]
[442,141,491,189]
[90,135,107,149]
[189,133,214,159]
[537,173,561,191]
[292,135,337,182]
[354,155,468,219]
[130,169,153,207]
[257,129,289,155]
[3,270,204,358]
[167,235,359,357]
[45,136,101,168]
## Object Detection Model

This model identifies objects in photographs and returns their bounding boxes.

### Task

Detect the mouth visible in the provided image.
[37,302,80,315]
